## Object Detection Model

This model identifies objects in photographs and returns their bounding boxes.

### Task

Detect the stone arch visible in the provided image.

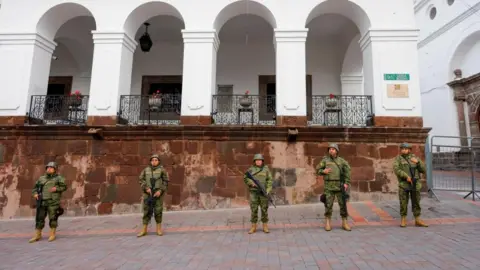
[342,34,363,75]
[449,24,480,79]
[123,1,185,39]
[36,2,97,40]
[341,33,363,95]
[305,0,371,36]
[213,0,277,31]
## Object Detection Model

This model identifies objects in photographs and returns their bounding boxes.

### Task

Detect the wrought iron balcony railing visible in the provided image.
[309,95,373,126]
[118,95,181,125]
[27,95,89,125]
[211,95,276,125]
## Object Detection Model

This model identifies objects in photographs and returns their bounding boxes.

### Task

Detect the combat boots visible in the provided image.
[248,223,257,234]
[137,224,148,237]
[28,229,42,243]
[156,223,163,236]
[324,217,332,231]
[415,217,428,227]
[400,216,407,227]
[342,218,351,231]
[48,228,56,242]
[262,223,269,233]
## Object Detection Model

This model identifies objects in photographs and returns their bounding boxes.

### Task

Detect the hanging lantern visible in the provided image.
[139,22,153,52]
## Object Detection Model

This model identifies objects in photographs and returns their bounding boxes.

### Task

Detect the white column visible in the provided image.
[88,32,137,121]
[360,29,421,118]
[181,30,219,117]
[0,33,56,118]
[274,29,308,118]
[340,73,364,95]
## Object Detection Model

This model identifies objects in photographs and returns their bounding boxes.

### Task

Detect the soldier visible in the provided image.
[29,162,67,243]
[137,154,169,237]
[393,143,428,228]
[316,143,351,231]
[244,154,273,234]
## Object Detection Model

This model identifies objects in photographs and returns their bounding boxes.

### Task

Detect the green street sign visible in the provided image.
[384,73,410,81]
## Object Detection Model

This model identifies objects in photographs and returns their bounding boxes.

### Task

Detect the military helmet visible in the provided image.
[400,142,412,149]
[150,154,160,161]
[45,162,58,170]
[253,153,264,161]
[328,143,339,152]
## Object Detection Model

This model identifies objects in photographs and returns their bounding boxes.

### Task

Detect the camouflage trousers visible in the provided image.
[249,191,269,223]
[324,190,348,218]
[399,187,421,217]
[35,199,60,229]
[142,193,165,225]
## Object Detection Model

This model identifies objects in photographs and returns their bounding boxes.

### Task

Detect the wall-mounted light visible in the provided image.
[139,22,153,52]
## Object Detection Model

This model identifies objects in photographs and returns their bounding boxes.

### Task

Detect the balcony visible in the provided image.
[308,95,373,127]
[27,95,89,125]
[118,94,181,125]
[211,95,276,125]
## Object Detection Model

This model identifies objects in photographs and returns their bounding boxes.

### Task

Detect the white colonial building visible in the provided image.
[416,0,480,146]
[0,0,422,127]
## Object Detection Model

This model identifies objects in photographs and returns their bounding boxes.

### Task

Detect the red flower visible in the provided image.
[329,93,335,99]
[245,90,250,95]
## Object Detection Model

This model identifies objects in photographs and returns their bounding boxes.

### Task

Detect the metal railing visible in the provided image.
[309,95,373,126]
[211,95,276,125]
[428,135,480,201]
[27,95,89,125]
[118,95,181,125]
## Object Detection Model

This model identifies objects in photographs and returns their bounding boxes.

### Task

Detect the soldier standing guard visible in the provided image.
[29,162,67,243]
[137,154,169,237]
[393,143,428,228]
[244,154,273,234]
[316,144,352,231]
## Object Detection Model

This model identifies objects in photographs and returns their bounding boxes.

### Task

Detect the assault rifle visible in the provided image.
[35,185,43,224]
[245,171,276,208]
[403,157,417,205]
[332,160,349,216]
[146,177,170,219]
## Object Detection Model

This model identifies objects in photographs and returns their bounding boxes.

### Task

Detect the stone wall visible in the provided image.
[0,126,429,219]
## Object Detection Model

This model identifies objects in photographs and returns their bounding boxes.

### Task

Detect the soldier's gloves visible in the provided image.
[146,188,152,194]
[153,191,161,197]
[33,194,39,200]
[406,177,412,183]
[410,158,418,164]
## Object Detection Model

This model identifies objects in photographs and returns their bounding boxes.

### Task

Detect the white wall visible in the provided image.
[415,0,480,145]
[0,0,419,118]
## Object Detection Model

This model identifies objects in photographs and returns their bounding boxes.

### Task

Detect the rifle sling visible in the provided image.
[401,156,417,193]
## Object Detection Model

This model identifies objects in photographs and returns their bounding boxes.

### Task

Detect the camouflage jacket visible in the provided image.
[244,165,273,194]
[316,156,351,191]
[32,174,67,202]
[393,154,426,190]
[139,166,169,196]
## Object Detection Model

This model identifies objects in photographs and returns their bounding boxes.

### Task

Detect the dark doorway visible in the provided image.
[141,76,182,122]
[43,76,73,121]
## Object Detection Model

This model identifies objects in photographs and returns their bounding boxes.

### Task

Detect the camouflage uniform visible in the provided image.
[315,144,352,231]
[393,143,428,227]
[244,154,273,234]
[137,154,169,237]
[29,162,67,243]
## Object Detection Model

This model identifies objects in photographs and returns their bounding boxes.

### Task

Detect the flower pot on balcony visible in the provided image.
[239,96,252,108]
[325,98,338,108]
[69,99,82,108]
[149,97,162,110]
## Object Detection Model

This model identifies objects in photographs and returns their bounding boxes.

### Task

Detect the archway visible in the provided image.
[213,0,277,125]
[449,30,480,80]
[33,3,97,124]
[122,2,185,125]
[305,0,371,126]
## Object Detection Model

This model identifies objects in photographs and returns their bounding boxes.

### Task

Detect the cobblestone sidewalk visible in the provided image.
[0,194,479,269]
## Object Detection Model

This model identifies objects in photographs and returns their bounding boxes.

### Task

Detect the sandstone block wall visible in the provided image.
[0,126,429,219]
